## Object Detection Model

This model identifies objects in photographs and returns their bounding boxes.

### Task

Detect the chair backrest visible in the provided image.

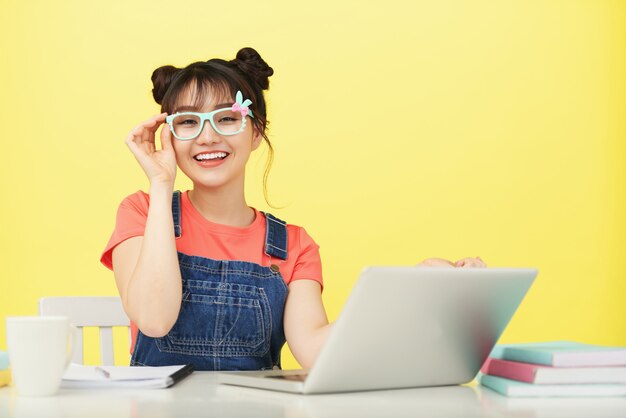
[39,297,130,366]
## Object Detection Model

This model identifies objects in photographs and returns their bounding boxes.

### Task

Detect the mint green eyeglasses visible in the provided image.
[165,91,254,140]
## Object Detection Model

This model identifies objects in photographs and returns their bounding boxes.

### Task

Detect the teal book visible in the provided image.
[498,342,626,367]
[0,352,8,370]
[487,342,564,360]
[477,373,626,397]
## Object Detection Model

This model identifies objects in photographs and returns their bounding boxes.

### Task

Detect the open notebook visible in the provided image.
[62,363,193,389]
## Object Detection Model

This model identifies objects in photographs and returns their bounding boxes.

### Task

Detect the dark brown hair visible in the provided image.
[151,47,275,205]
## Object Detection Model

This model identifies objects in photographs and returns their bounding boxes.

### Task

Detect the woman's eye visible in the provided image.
[178,119,197,125]
[219,117,238,123]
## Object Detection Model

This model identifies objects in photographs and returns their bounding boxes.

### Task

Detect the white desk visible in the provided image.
[1,373,625,418]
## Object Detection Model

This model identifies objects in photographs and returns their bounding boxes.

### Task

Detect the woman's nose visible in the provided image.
[195,120,221,145]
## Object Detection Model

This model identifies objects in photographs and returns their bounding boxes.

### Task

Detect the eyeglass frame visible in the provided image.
[165,107,255,140]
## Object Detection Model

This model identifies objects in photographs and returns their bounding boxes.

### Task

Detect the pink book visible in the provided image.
[482,357,626,384]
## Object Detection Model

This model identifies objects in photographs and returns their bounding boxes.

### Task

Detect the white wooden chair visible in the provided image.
[38,297,130,366]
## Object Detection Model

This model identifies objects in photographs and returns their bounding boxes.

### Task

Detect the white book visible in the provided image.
[61,363,193,389]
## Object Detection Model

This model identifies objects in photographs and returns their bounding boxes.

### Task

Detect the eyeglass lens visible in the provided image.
[171,109,244,139]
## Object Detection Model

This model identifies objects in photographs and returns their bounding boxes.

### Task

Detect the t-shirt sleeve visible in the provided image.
[289,227,324,292]
[100,191,150,270]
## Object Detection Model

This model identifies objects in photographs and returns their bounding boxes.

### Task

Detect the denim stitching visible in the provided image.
[179,263,278,279]
[154,346,266,357]
[266,215,286,226]
[184,283,259,295]
[263,213,288,260]
[266,243,287,251]
[164,329,266,349]
[155,341,267,355]
[277,274,289,293]
[172,191,182,238]
[183,297,260,308]
[167,338,263,347]
[214,261,227,356]
[265,216,274,257]
[259,288,272,354]
[216,303,243,346]
[180,267,274,278]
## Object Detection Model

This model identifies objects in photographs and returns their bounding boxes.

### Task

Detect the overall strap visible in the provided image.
[172,190,182,238]
[262,212,288,260]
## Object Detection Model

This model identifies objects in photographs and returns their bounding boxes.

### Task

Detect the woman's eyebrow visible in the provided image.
[173,103,234,113]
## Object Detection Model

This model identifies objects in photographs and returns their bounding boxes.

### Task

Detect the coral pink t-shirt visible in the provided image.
[100,190,323,353]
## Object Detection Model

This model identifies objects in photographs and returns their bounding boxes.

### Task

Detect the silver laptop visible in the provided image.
[217,266,537,394]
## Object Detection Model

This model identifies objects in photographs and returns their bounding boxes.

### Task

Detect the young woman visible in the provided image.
[101,47,486,371]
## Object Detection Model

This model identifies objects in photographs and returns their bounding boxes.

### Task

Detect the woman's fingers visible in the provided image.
[144,113,168,134]
[160,118,174,151]
[455,257,487,268]
[126,114,169,152]
[127,125,152,146]
[418,257,487,268]
[125,127,148,156]
[417,258,455,267]
[134,115,163,145]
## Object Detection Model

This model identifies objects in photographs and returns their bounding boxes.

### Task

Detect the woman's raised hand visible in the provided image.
[417,257,487,268]
[125,113,177,186]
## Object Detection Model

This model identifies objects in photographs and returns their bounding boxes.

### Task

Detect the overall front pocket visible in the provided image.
[155,284,272,357]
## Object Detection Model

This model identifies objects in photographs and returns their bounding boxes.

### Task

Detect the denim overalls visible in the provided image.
[130,191,289,371]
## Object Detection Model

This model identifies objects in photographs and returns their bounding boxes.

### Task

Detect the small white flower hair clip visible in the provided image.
[231,91,254,118]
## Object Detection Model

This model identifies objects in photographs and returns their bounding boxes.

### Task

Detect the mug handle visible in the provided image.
[64,323,79,368]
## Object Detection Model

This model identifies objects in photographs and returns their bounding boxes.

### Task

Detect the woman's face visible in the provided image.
[170,86,262,189]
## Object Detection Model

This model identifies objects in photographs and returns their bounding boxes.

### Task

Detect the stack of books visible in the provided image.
[0,351,9,387]
[478,341,626,397]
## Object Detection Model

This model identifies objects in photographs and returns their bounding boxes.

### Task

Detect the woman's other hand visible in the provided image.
[417,258,456,267]
[454,257,487,268]
[417,257,487,268]
[125,113,177,187]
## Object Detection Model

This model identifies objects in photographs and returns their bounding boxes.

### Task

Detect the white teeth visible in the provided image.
[195,152,228,161]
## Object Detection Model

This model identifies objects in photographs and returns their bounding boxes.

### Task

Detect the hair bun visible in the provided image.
[231,47,273,90]
[151,65,181,105]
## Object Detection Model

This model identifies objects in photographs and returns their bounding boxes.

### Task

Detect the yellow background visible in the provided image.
[0,0,624,369]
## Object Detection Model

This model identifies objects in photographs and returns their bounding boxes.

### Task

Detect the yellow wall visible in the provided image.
[1,0,624,368]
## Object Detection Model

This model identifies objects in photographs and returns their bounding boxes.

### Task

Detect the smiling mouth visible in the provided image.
[194,152,230,162]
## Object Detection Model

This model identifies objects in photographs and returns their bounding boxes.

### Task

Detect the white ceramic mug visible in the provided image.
[6,316,75,396]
